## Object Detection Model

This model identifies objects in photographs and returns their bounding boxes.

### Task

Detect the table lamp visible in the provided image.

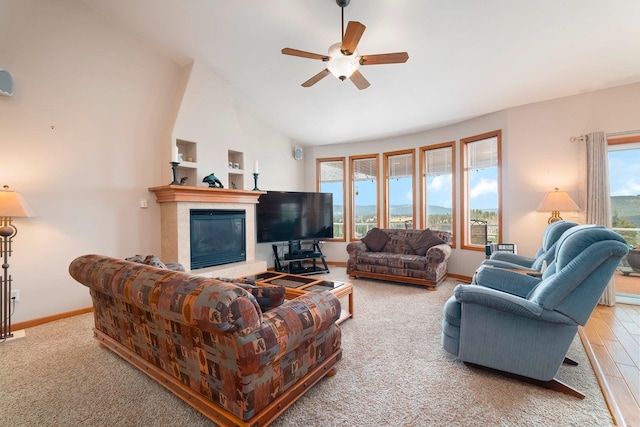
[537,187,580,224]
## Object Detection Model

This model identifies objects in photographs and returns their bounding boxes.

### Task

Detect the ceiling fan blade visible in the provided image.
[341,21,366,55]
[349,70,370,90]
[301,69,331,87]
[360,52,409,65]
[282,48,329,61]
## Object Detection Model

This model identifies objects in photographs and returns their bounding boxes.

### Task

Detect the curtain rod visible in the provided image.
[570,130,640,142]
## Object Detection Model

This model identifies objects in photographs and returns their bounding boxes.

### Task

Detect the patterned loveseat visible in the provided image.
[69,255,342,427]
[346,228,452,290]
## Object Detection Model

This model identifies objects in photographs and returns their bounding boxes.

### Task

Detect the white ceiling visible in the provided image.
[80,0,640,146]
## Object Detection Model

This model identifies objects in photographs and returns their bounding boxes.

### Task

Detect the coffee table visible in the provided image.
[240,271,354,324]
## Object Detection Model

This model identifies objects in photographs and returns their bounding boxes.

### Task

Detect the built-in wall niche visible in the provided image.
[228,150,245,190]
[176,139,198,186]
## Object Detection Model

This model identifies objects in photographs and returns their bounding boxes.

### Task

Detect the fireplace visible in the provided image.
[190,209,246,270]
[149,186,267,278]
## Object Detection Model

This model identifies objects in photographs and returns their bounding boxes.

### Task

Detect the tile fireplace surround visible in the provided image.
[148,185,267,278]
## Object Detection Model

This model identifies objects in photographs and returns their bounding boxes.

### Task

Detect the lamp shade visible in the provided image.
[0,185,37,218]
[537,188,581,212]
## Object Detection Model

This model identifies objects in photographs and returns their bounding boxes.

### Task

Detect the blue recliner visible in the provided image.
[442,225,628,397]
[483,220,578,272]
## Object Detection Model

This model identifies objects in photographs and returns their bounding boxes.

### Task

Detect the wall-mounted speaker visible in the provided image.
[294,147,303,160]
[0,69,13,96]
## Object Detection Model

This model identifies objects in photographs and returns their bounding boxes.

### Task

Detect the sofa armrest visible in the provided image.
[426,243,452,264]
[235,290,341,365]
[346,241,368,256]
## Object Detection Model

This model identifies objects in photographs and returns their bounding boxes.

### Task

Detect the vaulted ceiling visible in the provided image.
[81,0,640,146]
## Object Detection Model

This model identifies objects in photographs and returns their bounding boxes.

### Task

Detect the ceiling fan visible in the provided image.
[281,0,409,90]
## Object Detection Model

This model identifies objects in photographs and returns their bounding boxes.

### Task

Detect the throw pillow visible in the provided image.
[216,278,286,313]
[361,227,390,252]
[125,254,185,271]
[236,282,286,313]
[408,229,446,256]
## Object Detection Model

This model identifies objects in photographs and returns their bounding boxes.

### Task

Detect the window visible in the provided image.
[461,130,502,249]
[608,136,640,301]
[383,149,415,229]
[317,157,346,240]
[420,142,455,244]
[350,154,379,240]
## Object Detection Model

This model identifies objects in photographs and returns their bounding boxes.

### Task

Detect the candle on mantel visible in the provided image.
[254,160,259,174]
[172,144,179,162]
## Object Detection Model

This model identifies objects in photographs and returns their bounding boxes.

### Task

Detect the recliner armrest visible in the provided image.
[488,252,535,267]
[473,265,541,297]
[453,284,576,325]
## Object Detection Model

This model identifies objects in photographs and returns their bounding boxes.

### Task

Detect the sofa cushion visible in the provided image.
[361,227,390,252]
[408,229,446,256]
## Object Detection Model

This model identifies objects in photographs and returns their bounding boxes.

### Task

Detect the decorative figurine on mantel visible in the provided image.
[203,173,224,188]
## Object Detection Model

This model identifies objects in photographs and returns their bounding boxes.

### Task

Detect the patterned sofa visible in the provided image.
[346,228,452,290]
[69,255,342,427]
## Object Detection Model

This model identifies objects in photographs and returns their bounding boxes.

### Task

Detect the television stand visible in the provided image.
[272,240,329,275]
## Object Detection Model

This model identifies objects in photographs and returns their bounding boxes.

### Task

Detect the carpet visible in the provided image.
[0,268,613,426]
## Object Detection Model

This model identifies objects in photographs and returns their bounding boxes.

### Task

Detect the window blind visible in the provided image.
[467,137,498,169]
[320,161,344,183]
[388,153,413,179]
[353,158,377,181]
[425,147,452,176]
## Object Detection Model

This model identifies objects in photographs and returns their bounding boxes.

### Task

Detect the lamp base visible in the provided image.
[2,328,26,342]
[548,211,563,223]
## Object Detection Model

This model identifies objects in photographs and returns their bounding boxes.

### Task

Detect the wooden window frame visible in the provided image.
[349,153,380,241]
[419,141,456,248]
[316,157,347,242]
[460,130,502,251]
[383,148,416,229]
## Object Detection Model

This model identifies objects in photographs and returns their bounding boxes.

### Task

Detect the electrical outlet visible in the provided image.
[11,290,19,302]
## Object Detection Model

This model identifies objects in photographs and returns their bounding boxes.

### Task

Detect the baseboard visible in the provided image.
[446,273,473,283]
[325,261,346,267]
[578,326,625,426]
[12,307,93,331]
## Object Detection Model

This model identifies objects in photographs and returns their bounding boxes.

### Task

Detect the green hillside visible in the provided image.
[611,195,640,227]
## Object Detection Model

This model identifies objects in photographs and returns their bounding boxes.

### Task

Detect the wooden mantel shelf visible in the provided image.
[148,185,266,204]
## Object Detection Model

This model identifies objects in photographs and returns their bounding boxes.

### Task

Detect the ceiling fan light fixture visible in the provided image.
[327,42,359,80]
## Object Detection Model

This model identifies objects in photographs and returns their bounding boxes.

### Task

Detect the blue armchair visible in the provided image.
[483,220,578,273]
[442,225,628,397]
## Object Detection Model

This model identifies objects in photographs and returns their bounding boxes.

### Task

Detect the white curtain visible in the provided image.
[582,131,616,305]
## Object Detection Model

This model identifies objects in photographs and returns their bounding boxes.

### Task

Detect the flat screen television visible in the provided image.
[256,191,334,243]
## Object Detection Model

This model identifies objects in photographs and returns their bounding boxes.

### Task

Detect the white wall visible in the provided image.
[0,0,301,323]
[309,83,640,278]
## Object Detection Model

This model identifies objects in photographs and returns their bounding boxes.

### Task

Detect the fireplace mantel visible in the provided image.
[148,185,267,277]
[148,185,265,204]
